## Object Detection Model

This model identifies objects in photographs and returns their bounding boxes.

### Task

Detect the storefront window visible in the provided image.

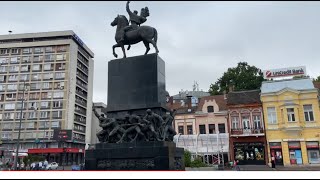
[288,141,302,165]
[306,141,320,164]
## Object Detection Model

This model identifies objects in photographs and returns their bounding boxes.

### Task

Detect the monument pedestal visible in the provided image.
[85,142,184,170]
[86,53,184,170]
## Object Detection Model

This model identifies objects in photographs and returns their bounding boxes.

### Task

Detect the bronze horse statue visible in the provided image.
[111,15,159,58]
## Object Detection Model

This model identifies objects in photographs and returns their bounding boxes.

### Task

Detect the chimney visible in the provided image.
[228,85,234,93]
[223,90,227,100]
[186,95,192,112]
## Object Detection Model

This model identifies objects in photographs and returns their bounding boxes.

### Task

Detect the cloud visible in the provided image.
[1,1,320,103]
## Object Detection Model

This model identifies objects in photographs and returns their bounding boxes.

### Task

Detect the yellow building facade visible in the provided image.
[261,79,320,166]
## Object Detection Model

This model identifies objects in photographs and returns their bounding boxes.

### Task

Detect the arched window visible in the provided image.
[207,106,214,113]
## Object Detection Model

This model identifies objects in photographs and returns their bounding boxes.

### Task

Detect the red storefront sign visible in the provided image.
[28,148,84,154]
[270,146,282,149]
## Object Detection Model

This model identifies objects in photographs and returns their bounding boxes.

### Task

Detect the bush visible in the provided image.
[184,150,191,167]
[190,157,207,168]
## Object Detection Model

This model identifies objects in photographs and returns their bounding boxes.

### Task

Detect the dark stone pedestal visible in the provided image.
[85,142,185,170]
[104,53,168,118]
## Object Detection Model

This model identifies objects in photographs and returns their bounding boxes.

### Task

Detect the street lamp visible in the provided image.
[13,81,30,171]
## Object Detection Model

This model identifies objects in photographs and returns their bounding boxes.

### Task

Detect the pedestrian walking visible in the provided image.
[271,156,276,169]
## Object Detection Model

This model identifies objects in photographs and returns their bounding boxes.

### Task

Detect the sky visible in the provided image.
[1,1,320,104]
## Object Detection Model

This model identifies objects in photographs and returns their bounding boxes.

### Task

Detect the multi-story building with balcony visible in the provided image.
[168,92,229,165]
[227,89,267,165]
[0,31,94,165]
[261,78,320,166]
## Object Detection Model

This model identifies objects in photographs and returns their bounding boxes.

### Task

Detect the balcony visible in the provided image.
[75,109,86,116]
[75,98,87,107]
[230,128,265,137]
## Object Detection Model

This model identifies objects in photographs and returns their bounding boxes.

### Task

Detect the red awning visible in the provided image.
[28,148,84,154]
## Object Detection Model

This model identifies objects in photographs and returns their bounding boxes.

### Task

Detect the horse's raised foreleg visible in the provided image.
[112,44,121,58]
[143,41,150,55]
[121,45,126,58]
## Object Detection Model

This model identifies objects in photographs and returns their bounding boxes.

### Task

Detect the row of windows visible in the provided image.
[0,82,65,92]
[1,131,55,140]
[0,100,63,109]
[0,110,63,119]
[178,123,226,135]
[0,63,66,73]
[0,45,68,55]
[267,105,314,124]
[231,115,262,129]
[0,91,63,101]
[0,72,65,82]
[1,121,61,129]
[0,54,67,64]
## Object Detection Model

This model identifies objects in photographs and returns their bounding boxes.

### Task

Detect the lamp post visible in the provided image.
[13,81,29,170]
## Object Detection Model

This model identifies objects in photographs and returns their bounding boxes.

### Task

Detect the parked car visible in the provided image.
[46,162,59,170]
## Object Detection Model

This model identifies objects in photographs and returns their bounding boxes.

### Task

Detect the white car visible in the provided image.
[46,162,59,170]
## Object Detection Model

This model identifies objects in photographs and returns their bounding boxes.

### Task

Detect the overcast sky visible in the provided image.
[1,1,320,104]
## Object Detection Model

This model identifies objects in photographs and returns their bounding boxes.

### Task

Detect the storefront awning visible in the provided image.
[28,148,84,154]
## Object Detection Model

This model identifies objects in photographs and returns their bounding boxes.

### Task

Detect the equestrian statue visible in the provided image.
[111,1,159,58]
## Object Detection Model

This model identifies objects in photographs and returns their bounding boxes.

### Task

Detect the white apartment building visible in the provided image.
[0,31,94,164]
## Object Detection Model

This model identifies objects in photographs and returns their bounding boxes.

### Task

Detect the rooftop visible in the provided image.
[172,90,210,100]
[227,89,261,105]
[0,30,94,58]
[197,95,227,111]
[261,78,315,94]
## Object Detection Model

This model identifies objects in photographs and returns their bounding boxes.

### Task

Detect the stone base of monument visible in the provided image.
[85,141,185,170]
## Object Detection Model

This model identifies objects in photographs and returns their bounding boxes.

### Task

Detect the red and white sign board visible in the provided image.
[263,66,306,79]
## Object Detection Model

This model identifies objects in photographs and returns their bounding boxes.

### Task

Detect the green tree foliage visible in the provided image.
[209,62,265,95]
[314,76,320,82]
[184,150,191,167]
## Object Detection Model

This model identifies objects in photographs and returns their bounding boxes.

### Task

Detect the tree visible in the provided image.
[209,62,265,95]
[314,76,320,82]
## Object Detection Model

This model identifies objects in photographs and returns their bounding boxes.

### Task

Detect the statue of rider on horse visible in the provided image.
[111,1,159,58]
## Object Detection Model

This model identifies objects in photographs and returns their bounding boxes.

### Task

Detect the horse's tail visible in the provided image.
[153,28,158,43]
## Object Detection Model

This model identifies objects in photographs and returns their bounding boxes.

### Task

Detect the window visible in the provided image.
[23,48,32,54]
[2,123,12,129]
[0,49,10,55]
[20,74,29,81]
[10,56,20,63]
[31,73,41,81]
[45,46,55,53]
[43,64,52,71]
[253,115,261,129]
[9,65,19,72]
[8,75,18,81]
[21,56,30,63]
[209,124,215,134]
[0,57,9,64]
[55,72,65,79]
[267,107,277,124]
[43,73,53,80]
[28,112,38,119]
[39,121,49,128]
[3,112,14,119]
[53,101,63,108]
[44,54,55,61]
[41,92,52,99]
[52,110,62,118]
[178,126,184,135]
[51,121,60,128]
[20,65,29,72]
[34,47,44,54]
[30,82,41,90]
[7,84,17,91]
[40,111,50,118]
[207,106,214,113]
[4,103,15,110]
[26,122,35,129]
[42,82,51,89]
[16,112,26,119]
[304,105,314,122]
[218,124,225,133]
[57,45,67,52]
[53,91,64,98]
[32,64,41,71]
[41,101,50,108]
[1,133,12,140]
[232,116,239,129]
[56,54,66,61]
[187,125,193,135]
[287,108,295,122]
[11,48,20,54]
[199,125,206,134]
